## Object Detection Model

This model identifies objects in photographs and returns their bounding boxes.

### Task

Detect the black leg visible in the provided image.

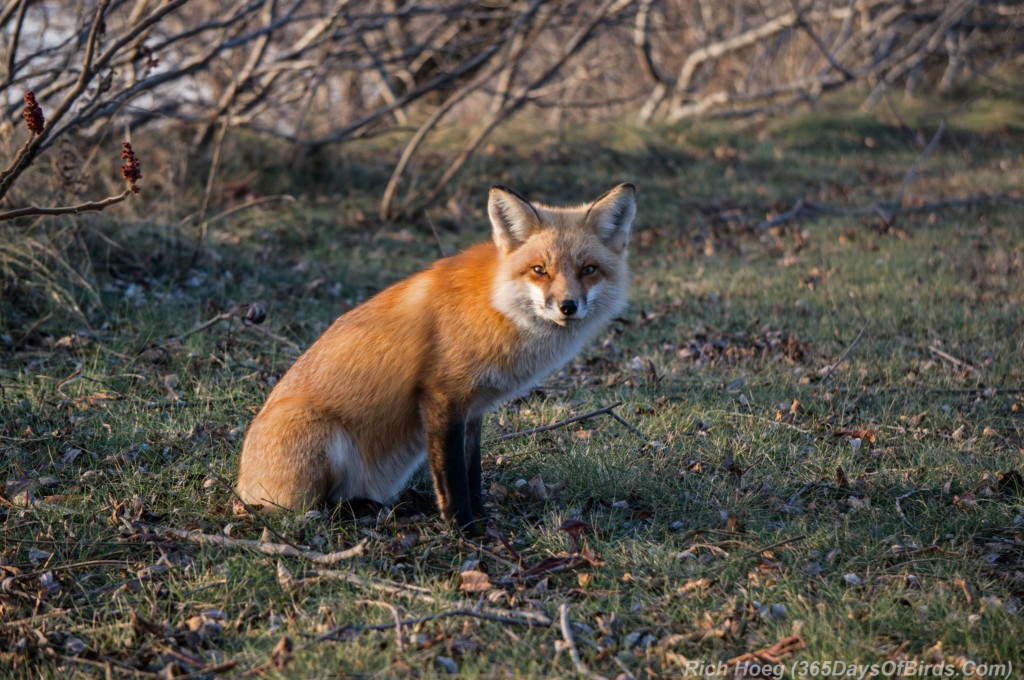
[465,415,487,521]
[425,402,476,534]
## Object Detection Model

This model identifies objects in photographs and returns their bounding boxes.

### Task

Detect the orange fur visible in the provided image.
[236,183,637,532]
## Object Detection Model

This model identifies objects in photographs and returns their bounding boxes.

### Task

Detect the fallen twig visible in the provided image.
[166,305,242,344]
[54,653,159,678]
[211,470,306,553]
[928,345,978,373]
[755,198,806,230]
[608,409,646,438]
[304,603,552,649]
[751,534,807,558]
[78,561,172,601]
[896,489,931,525]
[486,524,525,567]
[557,603,606,680]
[498,401,644,441]
[895,121,946,210]
[199,194,296,226]
[820,321,869,383]
[142,524,367,565]
[359,600,405,653]
[752,192,1024,232]
[315,568,437,603]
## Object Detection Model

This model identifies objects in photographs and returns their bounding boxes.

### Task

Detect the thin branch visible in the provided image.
[166,305,241,344]
[144,525,368,565]
[304,604,553,650]
[358,600,405,653]
[214,470,307,553]
[820,321,869,383]
[751,191,1024,232]
[751,534,807,558]
[756,198,806,231]
[790,0,855,81]
[895,489,932,526]
[608,410,647,439]
[894,120,947,209]
[315,569,437,604]
[0,187,135,222]
[498,402,633,441]
[1,0,29,87]
[928,344,978,373]
[558,603,606,680]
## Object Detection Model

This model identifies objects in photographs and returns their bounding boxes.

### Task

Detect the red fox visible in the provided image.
[236,183,636,533]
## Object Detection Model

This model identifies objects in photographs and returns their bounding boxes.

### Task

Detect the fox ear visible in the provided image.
[489,185,540,252]
[586,183,636,252]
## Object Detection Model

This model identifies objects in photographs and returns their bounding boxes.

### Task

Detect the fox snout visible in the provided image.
[546,293,587,323]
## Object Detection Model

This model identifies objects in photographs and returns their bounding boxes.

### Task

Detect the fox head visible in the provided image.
[488,183,636,331]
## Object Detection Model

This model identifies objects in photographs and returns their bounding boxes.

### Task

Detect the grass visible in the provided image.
[2,87,1023,678]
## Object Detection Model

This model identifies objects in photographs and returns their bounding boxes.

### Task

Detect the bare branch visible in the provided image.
[0,187,135,222]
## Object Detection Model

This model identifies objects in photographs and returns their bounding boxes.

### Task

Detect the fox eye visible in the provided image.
[532,265,547,276]
[580,264,597,276]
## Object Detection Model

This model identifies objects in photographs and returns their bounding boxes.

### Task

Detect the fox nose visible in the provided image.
[559,300,578,316]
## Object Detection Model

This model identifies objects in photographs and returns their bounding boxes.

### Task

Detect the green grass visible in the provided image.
[2,88,1023,678]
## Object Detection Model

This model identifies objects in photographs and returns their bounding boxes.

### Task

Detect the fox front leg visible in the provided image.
[464,416,487,522]
[425,403,477,534]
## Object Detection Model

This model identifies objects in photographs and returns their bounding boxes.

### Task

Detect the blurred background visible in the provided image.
[1,0,1022,338]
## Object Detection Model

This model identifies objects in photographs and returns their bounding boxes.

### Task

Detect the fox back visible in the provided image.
[236,183,636,532]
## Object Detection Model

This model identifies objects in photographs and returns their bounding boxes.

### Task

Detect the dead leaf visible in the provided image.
[677,578,714,594]
[130,609,172,638]
[901,411,926,428]
[559,519,590,550]
[183,613,222,644]
[276,560,295,590]
[953,492,978,510]
[271,635,293,669]
[846,496,868,510]
[385,530,419,557]
[834,428,876,444]
[488,482,507,501]
[28,547,51,565]
[458,570,491,593]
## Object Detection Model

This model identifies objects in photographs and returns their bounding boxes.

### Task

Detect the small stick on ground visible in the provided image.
[166,306,241,344]
[558,603,606,680]
[751,534,807,558]
[499,402,645,441]
[304,605,553,650]
[820,321,869,383]
[896,489,930,525]
[928,345,977,373]
[144,525,367,565]
[316,569,437,604]
[359,600,405,652]
[212,470,306,553]
[487,524,525,567]
[608,409,646,438]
